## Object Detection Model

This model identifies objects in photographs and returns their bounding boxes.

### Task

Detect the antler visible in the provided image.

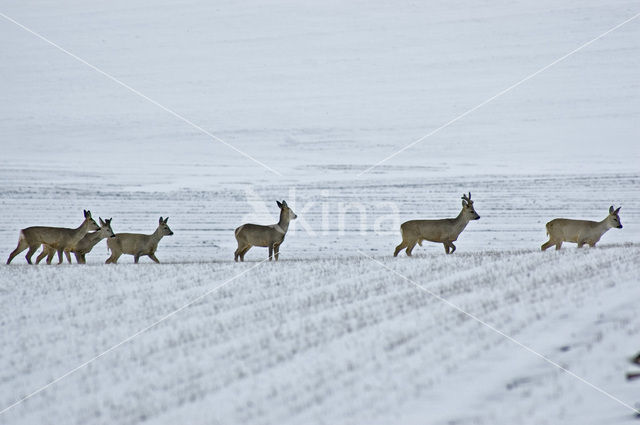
[461,192,472,203]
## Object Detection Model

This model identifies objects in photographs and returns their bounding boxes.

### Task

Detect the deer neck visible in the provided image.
[598,217,612,232]
[453,210,471,234]
[85,231,106,246]
[72,220,93,242]
[275,210,290,235]
[150,227,165,244]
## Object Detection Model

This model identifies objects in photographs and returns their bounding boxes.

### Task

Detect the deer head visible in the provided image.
[83,210,100,231]
[461,192,480,220]
[98,217,116,238]
[158,217,174,236]
[277,200,297,221]
[607,206,622,229]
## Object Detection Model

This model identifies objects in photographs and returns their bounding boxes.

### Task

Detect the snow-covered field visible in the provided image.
[1,0,639,424]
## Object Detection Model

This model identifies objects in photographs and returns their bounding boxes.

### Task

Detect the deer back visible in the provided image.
[23,226,89,249]
[547,219,603,243]
[108,233,156,255]
[401,219,456,243]
[235,224,284,247]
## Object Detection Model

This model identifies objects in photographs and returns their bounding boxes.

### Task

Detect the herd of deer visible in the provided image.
[5,194,623,265]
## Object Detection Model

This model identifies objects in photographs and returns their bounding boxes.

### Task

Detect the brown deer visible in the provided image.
[234,200,297,262]
[541,206,622,250]
[394,192,480,257]
[105,217,173,264]
[7,210,99,264]
[36,218,115,264]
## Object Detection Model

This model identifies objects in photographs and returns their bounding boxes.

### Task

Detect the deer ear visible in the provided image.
[609,206,614,214]
[164,217,169,223]
[99,217,105,226]
[86,210,91,218]
[462,200,468,207]
[276,201,282,208]
[282,200,288,207]
[614,207,621,214]
[159,216,164,224]
[108,218,112,223]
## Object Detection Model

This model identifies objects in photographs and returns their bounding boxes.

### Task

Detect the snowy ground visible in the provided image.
[2,237,640,425]
[1,0,640,424]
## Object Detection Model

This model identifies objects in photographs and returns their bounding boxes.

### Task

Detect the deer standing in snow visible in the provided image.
[36,218,115,264]
[234,200,297,262]
[541,206,622,251]
[394,192,480,257]
[106,217,173,264]
[7,210,99,265]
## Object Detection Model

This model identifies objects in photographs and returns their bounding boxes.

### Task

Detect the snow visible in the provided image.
[1,0,639,424]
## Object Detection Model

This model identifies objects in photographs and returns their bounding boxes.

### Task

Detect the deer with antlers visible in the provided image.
[394,192,480,257]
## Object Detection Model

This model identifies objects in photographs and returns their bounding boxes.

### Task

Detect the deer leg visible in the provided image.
[555,241,563,250]
[588,242,596,248]
[449,243,456,254]
[7,239,28,264]
[134,253,141,264]
[274,244,281,261]
[148,254,160,263]
[56,249,64,265]
[25,245,40,264]
[405,241,417,257]
[268,245,274,261]
[240,246,251,262]
[541,240,553,251]
[234,240,247,262]
[105,253,119,264]
[394,240,407,257]
[74,253,84,264]
[36,248,48,264]
[46,249,55,264]
[64,250,72,263]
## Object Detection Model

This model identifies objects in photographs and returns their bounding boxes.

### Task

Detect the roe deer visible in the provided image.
[541,206,622,251]
[234,200,297,262]
[7,210,99,265]
[394,192,480,257]
[106,217,173,264]
[36,218,115,264]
